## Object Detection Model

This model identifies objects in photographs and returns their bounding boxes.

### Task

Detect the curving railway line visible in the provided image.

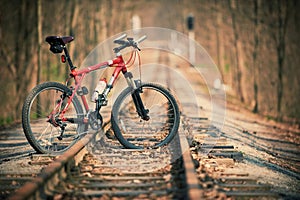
[0,50,299,199]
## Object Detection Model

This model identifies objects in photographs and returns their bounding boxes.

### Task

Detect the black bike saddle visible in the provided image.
[45,36,74,53]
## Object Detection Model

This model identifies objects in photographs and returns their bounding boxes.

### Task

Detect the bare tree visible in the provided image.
[0,0,37,121]
[37,0,42,85]
[228,0,244,102]
[252,0,260,113]
[213,1,225,83]
[267,0,289,119]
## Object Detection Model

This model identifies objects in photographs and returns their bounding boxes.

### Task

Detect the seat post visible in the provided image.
[63,47,76,70]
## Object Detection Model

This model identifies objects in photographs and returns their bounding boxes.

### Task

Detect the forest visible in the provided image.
[0,0,299,127]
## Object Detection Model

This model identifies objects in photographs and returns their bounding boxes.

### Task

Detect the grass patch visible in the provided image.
[0,116,14,127]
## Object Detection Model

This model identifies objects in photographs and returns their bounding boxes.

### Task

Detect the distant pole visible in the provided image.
[187,14,195,66]
[132,15,141,35]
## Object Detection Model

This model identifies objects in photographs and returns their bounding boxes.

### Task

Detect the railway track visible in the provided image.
[5,115,287,200]
[7,117,201,199]
[1,50,299,199]
[0,124,47,199]
[185,117,280,199]
[3,50,202,200]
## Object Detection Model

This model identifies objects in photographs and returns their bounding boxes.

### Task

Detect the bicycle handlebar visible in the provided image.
[136,35,147,44]
[113,35,147,53]
[114,34,127,42]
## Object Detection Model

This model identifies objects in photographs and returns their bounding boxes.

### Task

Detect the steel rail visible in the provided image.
[178,131,202,199]
[9,130,98,200]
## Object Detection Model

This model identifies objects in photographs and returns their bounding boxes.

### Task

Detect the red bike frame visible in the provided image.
[47,33,148,126]
[56,52,129,124]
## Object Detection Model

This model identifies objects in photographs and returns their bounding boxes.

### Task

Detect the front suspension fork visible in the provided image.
[132,88,150,121]
[124,72,150,121]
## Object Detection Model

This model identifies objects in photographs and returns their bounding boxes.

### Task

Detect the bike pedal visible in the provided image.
[105,129,116,139]
[57,136,63,140]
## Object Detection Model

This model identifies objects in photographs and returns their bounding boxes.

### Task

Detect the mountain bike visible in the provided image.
[22,34,180,154]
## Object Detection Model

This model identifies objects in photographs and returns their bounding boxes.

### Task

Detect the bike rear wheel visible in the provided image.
[111,83,180,149]
[22,82,85,154]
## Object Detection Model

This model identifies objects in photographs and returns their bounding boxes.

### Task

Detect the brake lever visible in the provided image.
[127,38,141,51]
[135,45,141,51]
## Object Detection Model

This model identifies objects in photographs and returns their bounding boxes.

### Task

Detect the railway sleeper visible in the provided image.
[225,191,278,198]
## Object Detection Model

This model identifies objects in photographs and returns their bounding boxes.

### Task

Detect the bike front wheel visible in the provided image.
[22,82,85,154]
[111,83,180,149]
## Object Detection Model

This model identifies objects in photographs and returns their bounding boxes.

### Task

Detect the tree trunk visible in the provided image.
[228,0,244,102]
[275,0,288,120]
[214,1,225,82]
[252,0,260,113]
[37,0,42,85]
[66,0,79,79]
[36,0,42,117]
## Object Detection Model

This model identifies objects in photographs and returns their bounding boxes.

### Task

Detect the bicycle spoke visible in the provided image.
[22,82,85,154]
[112,84,180,148]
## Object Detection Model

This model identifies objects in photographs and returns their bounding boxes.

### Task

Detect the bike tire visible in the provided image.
[22,82,85,154]
[111,83,180,149]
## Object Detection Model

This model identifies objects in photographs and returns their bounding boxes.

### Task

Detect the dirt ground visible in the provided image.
[221,97,300,196]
